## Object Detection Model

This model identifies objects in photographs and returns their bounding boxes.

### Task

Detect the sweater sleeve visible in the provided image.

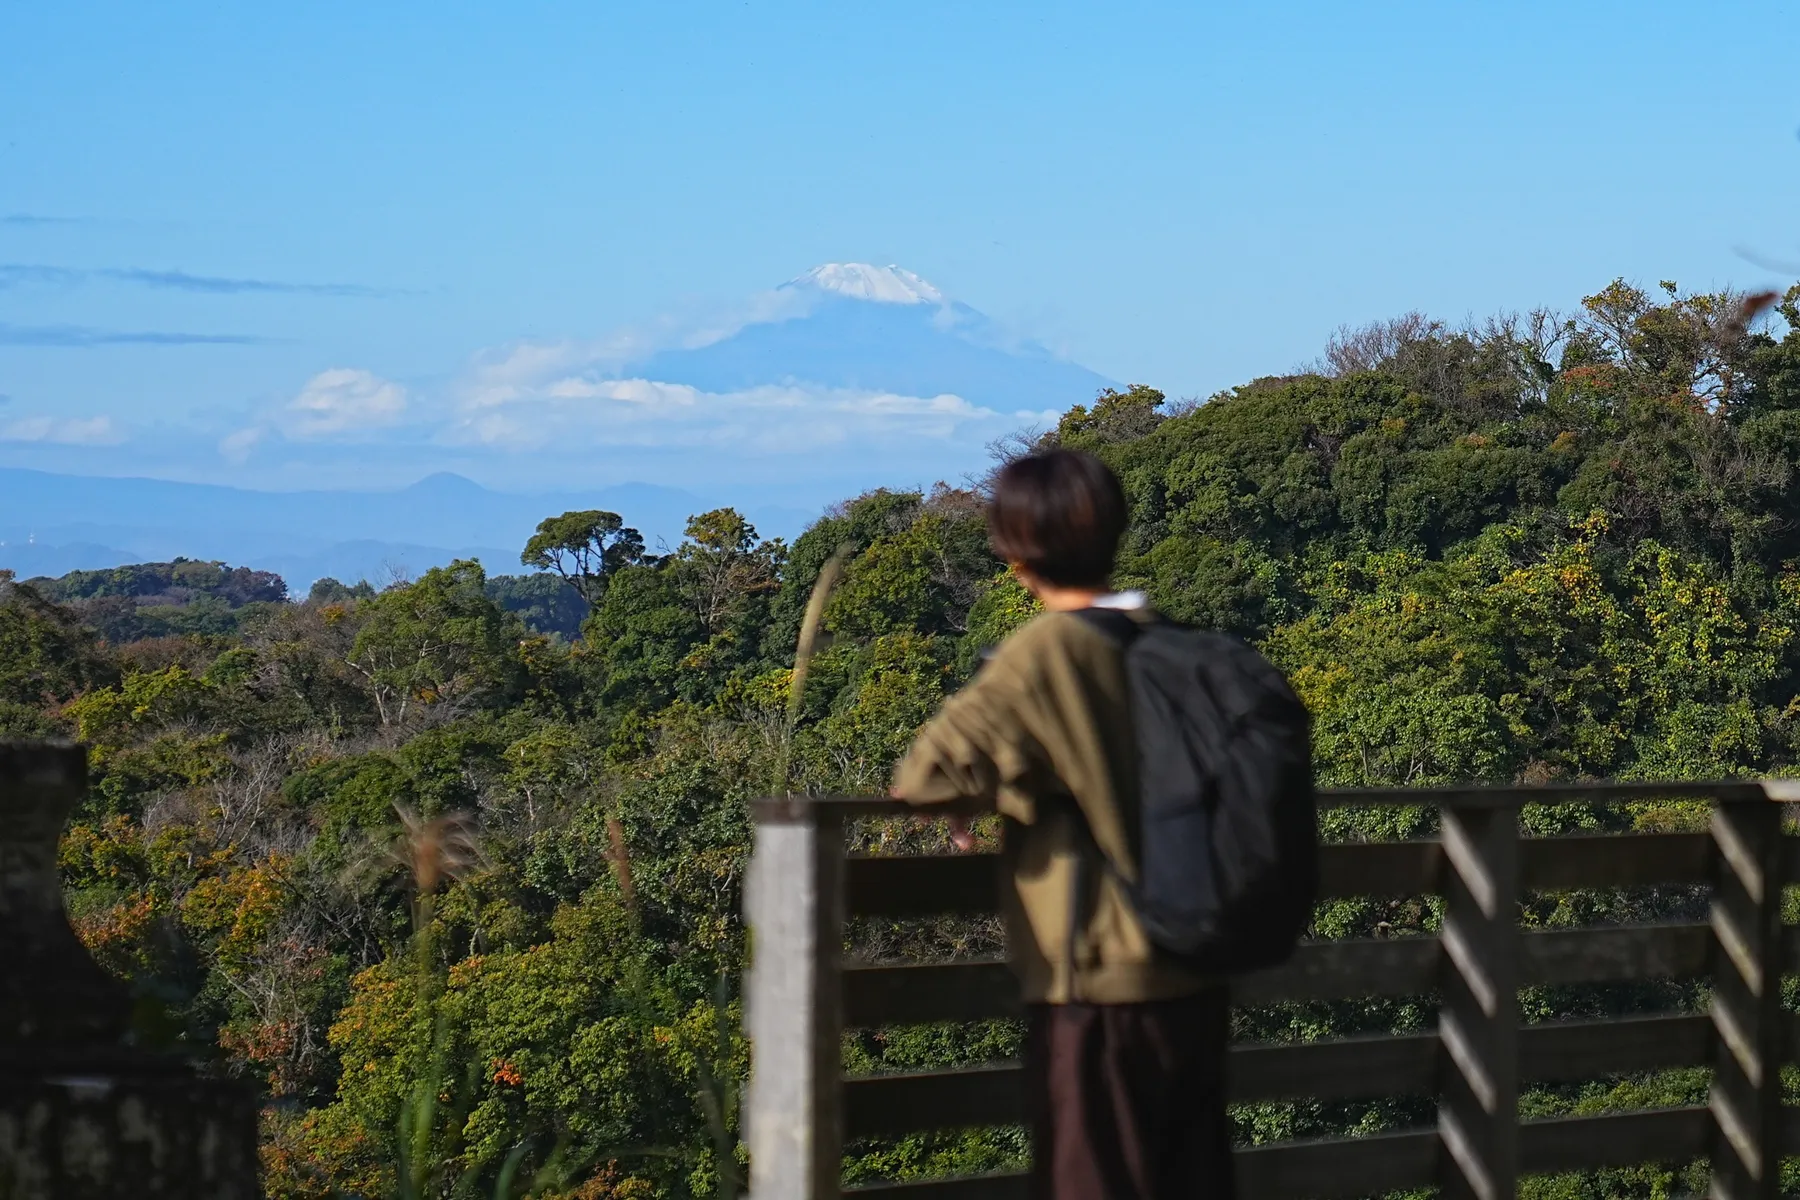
[890,649,1048,814]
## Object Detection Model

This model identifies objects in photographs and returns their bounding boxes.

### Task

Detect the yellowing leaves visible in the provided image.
[1271,517,1796,785]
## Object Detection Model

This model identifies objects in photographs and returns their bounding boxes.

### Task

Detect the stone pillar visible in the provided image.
[0,741,262,1199]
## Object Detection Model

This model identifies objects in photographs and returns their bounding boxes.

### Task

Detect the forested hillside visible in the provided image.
[4,278,1798,1198]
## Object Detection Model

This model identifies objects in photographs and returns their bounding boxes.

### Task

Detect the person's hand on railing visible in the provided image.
[890,785,976,851]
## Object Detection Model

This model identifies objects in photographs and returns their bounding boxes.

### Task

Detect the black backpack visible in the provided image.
[1076,609,1318,974]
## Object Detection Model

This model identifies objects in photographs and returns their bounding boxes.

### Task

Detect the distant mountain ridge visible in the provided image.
[0,468,810,587]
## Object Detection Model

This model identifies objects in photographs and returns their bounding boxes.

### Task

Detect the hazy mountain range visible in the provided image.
[0,468,809,589]
[2,264,1112,588]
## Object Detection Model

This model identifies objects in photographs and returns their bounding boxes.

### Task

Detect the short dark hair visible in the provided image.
[988,450,1128,588]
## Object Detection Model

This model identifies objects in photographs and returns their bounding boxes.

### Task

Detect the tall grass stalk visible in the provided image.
[777,542,853,796]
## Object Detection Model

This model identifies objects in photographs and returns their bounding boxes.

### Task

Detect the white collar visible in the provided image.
[1088,590,1148,611]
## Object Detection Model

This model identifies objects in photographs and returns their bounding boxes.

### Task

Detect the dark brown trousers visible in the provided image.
[1025,991,1235,1200]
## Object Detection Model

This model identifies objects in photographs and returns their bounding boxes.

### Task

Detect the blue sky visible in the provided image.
[2,0,1798,506]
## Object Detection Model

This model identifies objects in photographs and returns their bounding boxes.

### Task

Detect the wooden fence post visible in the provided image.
[1707,799,1785,1200]
[1438,800,1521,1200]
[745,801,845,1200]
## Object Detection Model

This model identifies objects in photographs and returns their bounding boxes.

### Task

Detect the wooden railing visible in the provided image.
[743,783,1800,1200]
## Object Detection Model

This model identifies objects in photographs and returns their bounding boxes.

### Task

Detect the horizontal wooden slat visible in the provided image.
[762,780,1790,824]
[844,939,1433,1029]
[1234,1011,1714,1107]
[1237,1127,1438,1198]
[1520,1012,1711,1080]
[845,1173,1027,1199]
[1783,1104,1800,1152]
[1318,832,1720,899]
[1233,1032,1434,1104]
[1519,1105,1709,1174]
[843,831,1730,922]
[1317,839,1439,897]
[1236,936,1439,1004]
[1315,831,1731,899]
[1237,1108,1713,1199]
[845,1064,1025,1140]
[847,853,1000,918]
[1522,832,1713,890]
[1322,781,1772,809]
[844,1111,1717,1200]
[848,923,1716,1027]
[843,961,1020,1027]
[845,1013,1719,1139]
[1521,922,1712,986]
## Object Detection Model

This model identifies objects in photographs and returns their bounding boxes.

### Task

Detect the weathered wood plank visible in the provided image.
[844,1013,1722,1140]
[1519,923,1711,986]
[1522,832,1712,890]
[1235,936,1440,1005]
[1234,1032,1435,1104]
[843,1111,1715,1199]
[846,854,1000,919]
[842,1110,1717,1200]
[846,840,1444,910]
[844,1064,1025,1141]
[1237,1128,1440,1199]
[1518,1106,1710,1175]
[1319,781,1773,809]
[844,1173,1028,1199]
[846,922,1716,1029]
[1235,1011,1719,1105]
[1317,840,1440,897]
[843,831,1723,923]
[1519,1013,1711,1080]
[842,961,1021,1028]
[760,780,1783,825]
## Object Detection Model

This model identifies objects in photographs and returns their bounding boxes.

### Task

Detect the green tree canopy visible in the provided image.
[521,510,647,610]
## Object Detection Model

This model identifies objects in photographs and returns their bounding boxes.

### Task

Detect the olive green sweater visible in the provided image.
[892,608,1212,1005]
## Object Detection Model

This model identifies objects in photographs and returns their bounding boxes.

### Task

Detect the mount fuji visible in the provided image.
[626,263,1115,413]
[2,264,1117,588]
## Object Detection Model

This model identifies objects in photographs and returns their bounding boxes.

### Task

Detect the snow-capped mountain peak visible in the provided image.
[785,262,946,305]
[624,261,1113,416]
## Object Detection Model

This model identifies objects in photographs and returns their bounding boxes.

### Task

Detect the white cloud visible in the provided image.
[283,368,408,438]
[214,368,412,462]
[0,414,124,445]
[200,268,1065,483]
[457,287,822,410]
[218,425,266,463]
[537,377,700,409]
[442,366,1000,456]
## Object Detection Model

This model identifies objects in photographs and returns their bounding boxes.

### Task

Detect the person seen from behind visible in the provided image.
[891,448,1317,1200]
